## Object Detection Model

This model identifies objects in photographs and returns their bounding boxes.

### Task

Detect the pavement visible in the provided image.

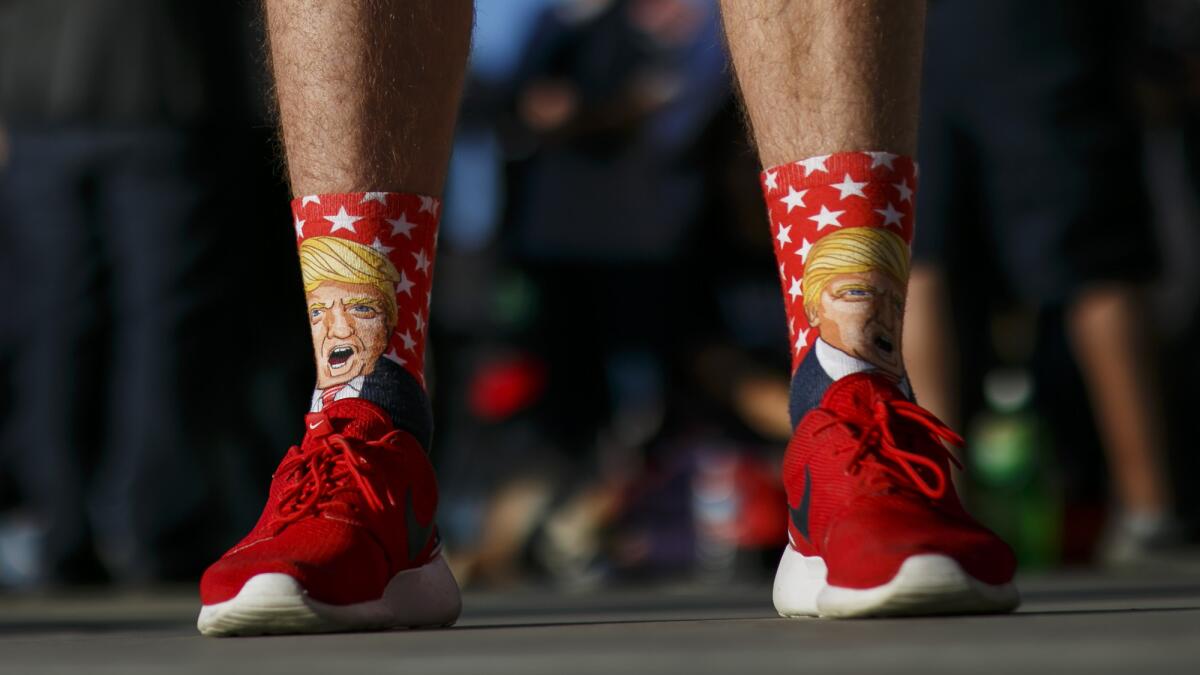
[1,569,1198,674]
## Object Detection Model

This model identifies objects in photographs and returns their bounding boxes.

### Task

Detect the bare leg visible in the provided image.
[724,0,929,413]
[723,0,929,406]
[263,0,472,406]
[723,2,1016,617]
[720,0,926,164]
[1067,286,1173,516]
[197,0,472,636]
[264,0,472,195]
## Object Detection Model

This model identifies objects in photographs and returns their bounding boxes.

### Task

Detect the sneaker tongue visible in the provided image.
[304,398,394,445]
[822,371,906,414]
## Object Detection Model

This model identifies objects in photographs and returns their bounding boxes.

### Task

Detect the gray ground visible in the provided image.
[2,570,1198,674]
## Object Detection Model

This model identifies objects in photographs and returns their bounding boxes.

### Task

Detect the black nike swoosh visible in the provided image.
[789,465,812,543]
[404,488,435,564]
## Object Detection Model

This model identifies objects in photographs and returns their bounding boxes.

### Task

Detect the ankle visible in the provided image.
[292,191,440,445]
[763,151,918,426]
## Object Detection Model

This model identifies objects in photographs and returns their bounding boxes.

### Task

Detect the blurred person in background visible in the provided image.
[0,0,310,586]
[1139,0,1200,539]
[467,0,733,584]
[432,0,791,588]
[197,0,1019,636]
[416,0,571,587]
[902,0,1188,566]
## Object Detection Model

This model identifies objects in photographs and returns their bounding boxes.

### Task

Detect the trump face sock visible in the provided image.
[760,151,917,426]
[291,192,439,446]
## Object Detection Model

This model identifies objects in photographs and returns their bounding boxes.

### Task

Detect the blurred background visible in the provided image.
[0,0,1198,592]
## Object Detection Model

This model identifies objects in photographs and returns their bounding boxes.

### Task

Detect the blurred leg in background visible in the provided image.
[1068,288,1180,561]
[88,130,300,582]
[905,0,1183,567]
[902,269,961,431]
[0,132,109,584]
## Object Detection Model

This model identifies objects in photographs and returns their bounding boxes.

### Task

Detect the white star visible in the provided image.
[360,192,388,205]
[808,204,845,230]
[325,206,361,233]
[294,217,305,239]
[412,249,431,275]
[780,187,808,213]
[831,173,868,200]
[797,155,830,176]
[794,327,810,354]
[875,202,904,227]
[370,237,394,255]
[399,330,417,352]
[384,348,406,366]
[413,310,425,333]
[866,151,897,170]
[892,179,913,203]
[387,212,417,238]
[764,170,779,191]
[418,196,438,214]
[787,276,803,302]
[776,223,793,247]
[301,195,321,207]
[795,237,813,262]
[396,271,415,296]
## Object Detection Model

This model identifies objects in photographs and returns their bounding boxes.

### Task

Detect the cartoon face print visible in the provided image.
[308,280,393,388]
[809,269,905,376]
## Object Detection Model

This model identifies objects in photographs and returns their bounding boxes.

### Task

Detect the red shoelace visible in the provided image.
[272,432,405,531]
[813,398,964,499]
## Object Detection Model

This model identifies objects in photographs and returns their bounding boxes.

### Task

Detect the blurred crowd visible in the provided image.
[1,0,1200,590]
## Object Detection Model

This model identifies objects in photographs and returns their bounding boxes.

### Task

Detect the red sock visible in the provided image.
[292,192,439,438]
[761,152,917,424]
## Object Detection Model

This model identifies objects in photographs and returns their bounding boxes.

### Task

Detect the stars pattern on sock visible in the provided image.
[293,191,439,388]
[760,151,917,371]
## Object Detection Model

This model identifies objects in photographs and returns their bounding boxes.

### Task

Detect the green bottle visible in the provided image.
[966,368,1061,568]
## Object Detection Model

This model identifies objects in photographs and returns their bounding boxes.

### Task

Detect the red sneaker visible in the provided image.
[197,399,461,636]
[773,372,1019,618]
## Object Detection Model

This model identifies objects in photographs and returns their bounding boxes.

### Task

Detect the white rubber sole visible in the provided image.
[772,546,1019,618]
[197,555,462,637]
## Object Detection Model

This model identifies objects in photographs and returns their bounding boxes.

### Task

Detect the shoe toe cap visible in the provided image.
[823,498,1016,589]
[200,519,392,606]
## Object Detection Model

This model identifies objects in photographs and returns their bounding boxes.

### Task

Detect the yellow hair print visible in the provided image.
[299,237,401,328]
[802,228,909,321]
